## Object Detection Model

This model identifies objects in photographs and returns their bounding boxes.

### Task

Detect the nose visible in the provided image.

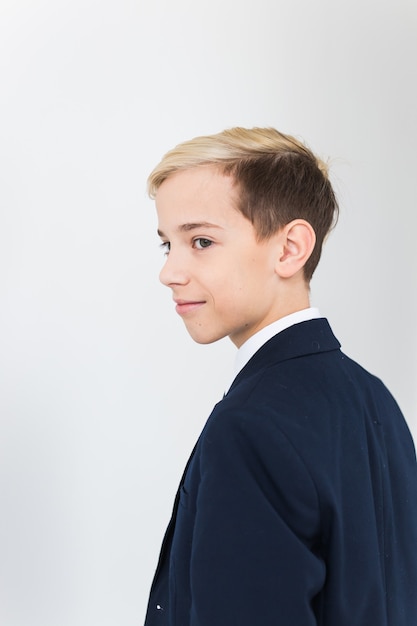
[159,250,190,287]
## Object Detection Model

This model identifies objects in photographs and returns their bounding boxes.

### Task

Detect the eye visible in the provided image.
[193,238,213,250]
[159,241,170,255]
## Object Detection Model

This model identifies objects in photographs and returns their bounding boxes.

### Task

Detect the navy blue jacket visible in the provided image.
[145,319,417,625]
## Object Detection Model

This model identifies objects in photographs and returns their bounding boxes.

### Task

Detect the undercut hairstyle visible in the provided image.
[148,127,339,281]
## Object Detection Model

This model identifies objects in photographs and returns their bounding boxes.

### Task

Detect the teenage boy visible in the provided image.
[144,127,417,626]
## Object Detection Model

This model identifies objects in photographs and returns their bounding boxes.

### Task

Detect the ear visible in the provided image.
[275,219,316,279]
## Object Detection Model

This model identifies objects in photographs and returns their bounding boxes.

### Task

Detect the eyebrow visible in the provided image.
[157,222,221,237]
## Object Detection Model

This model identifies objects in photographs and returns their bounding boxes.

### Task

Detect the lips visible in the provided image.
[174,299,206,316]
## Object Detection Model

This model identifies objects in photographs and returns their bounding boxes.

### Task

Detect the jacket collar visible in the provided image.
[229,318,341,393]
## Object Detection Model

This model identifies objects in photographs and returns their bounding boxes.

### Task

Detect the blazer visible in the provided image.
[144,318,417,625]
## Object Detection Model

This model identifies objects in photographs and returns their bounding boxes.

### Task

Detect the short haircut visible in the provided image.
[148,127,339,281]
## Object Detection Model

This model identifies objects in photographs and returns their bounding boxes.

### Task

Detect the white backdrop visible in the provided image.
[0,1,416,624]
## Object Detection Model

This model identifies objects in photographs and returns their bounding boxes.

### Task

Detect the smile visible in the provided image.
[174,300,206,316]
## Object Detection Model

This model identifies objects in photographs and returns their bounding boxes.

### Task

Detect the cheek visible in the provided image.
[231,256,270,289]
[205,251,271,305]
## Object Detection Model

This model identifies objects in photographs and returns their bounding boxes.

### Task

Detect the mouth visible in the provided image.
[174,299,206,316]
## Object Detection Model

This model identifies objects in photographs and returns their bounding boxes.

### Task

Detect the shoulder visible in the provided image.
[201,346,400,478]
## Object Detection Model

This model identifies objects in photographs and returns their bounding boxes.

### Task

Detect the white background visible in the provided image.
[0,1,416,624]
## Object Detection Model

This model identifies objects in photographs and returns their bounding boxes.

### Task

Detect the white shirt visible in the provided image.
[225,307,321,393]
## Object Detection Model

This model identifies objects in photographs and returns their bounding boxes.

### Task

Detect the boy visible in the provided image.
[144,127,417,625]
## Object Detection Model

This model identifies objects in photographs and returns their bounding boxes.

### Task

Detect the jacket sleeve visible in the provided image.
[187,405,325,626]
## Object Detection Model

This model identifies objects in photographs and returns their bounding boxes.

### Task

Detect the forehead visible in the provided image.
[155,166,254,237]
[155,166,237,213]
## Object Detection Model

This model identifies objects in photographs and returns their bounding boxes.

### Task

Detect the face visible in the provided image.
[156,166,285,347]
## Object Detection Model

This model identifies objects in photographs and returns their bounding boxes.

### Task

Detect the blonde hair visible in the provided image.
[148,127,338,280]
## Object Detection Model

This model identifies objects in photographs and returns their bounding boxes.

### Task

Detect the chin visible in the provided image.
[185,326,226,345]
[190,334,223,345]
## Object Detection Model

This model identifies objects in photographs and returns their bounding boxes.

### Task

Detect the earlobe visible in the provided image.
[276,219,316,278]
